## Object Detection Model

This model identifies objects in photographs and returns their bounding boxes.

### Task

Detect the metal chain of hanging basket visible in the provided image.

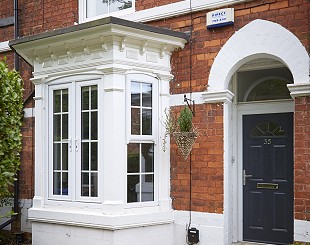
[173,131,198,160]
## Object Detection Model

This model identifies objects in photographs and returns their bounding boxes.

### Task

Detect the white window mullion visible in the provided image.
[126,74,157,206]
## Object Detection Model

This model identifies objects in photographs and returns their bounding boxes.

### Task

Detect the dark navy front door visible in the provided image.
[243,113,293,245]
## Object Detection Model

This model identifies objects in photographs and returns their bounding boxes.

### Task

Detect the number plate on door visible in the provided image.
[257,183,278,189]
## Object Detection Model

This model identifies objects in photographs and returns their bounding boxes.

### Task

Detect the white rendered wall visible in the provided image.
[294,220,310,243]
[32,222,173,245]
[173,211,225,245]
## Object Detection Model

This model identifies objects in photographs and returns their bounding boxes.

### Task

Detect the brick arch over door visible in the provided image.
[208,19,309,92]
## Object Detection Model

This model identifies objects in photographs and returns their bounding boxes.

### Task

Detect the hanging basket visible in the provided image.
[173,131,198,160]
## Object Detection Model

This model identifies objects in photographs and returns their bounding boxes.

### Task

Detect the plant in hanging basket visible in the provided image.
[162,107,198,160]
[173,107,198,160]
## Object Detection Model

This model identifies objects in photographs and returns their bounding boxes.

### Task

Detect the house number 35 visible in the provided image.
[264,139,272,145]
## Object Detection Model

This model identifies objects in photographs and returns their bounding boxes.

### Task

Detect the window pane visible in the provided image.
[54,90,61,113]
[142,83,152,107]
[91,173,98,197]
[86,0,108,18]
[141,143,154,173]
[62,143,68,170]
[62,90,68,112]
[91,142,98,171]
[142,109,152,135]
[82,112,89,139]
[53,143,61,170]
[110,0,132,12]
[91,112,98,140]
[127,175,139,203]
[53,172,61,195]
[247,79,290,102]
[131,82,140,106]
[82,87,90,110]
[91,86,98,110]
[82,142,89,171]
[53,115,61,141]
[62,172,68,195]
[141,174,154,202]
[127,143,140,173]
[131,108,140,135]
[81,173,89,196]
[62,114,68,140]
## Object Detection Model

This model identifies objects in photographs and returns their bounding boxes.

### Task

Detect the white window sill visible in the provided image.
[28,206,173,230]
[0,41,10,53]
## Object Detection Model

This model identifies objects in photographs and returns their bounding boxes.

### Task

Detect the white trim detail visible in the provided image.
[288,83,310,98]
[23,108,35,118]
[208,19,310,92]
[294,219,310,243]
[0,41,10,53]
[118,0,245,23]
[202,90,234,103]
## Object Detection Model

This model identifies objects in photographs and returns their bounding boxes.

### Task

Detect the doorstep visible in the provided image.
[233,243,276,245]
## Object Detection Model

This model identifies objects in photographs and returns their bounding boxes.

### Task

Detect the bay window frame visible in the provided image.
[48,79,102,203]
[125,73,159,208]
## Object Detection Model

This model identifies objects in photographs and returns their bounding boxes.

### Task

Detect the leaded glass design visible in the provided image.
[81,86,98,197]
[53,89,69,195]
[127,143,154,203]
[251,122,286,138]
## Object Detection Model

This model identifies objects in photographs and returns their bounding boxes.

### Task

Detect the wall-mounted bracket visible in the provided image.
[184,94,195,116]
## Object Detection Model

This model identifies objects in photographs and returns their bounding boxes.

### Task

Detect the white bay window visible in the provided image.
[49,81,100,201]
[11,17,187,240]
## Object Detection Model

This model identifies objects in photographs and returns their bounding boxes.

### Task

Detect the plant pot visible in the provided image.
[173,131,198,160]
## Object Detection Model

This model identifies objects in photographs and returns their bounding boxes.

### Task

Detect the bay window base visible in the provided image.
[29,206,173,230]
[31,208,173,245]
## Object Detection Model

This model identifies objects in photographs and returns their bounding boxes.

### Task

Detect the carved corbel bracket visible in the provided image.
[140,40,147,55]
[120,37,126,52]
[160,44,167,59]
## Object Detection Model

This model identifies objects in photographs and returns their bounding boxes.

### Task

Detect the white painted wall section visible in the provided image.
[174,211,225,245]
[294,220,310,243]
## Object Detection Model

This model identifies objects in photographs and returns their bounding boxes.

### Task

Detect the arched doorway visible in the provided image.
[203,19,309,244]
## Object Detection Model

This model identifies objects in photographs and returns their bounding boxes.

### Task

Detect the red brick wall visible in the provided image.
[20,116,35,199]
[171,103,224,213]
[19,0,78,36]
[294,97,310,220]
[0,0,14,42]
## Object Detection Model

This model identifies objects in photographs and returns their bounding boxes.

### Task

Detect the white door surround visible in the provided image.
[203,19,310,244]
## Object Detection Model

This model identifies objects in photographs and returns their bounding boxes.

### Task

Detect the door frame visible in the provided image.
[234,100,294,242]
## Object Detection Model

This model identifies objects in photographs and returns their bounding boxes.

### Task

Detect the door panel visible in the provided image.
[243,113,293,245]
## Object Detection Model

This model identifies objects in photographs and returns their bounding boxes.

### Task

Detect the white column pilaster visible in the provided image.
[101,67,128,214]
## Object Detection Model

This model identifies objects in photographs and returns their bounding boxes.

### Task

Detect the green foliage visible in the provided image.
[290,242,310,245]
[0,59,23,200]
[178,107,193,132]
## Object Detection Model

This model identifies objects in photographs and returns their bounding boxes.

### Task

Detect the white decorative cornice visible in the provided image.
[10,18,187,70]
[202,90,234,103]
[288,83,310,98]
[0,41,10,53]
